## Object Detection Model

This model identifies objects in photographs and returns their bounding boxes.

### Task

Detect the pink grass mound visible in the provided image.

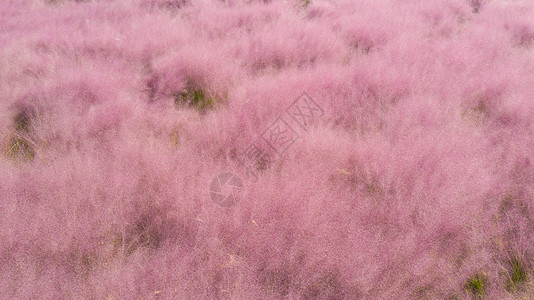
[1,0,534,299]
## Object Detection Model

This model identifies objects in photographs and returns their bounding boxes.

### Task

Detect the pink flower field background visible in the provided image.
[1,0,534,298]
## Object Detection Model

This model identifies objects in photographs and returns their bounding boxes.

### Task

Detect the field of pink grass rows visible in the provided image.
[1,0,534,299]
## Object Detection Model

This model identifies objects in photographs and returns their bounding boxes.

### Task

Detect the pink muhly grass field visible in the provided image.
[1,0,534,299]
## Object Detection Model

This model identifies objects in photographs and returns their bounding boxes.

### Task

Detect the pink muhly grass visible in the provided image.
[1,0,534,299]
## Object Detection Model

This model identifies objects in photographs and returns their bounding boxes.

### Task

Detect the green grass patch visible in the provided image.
[5,136,35,161]
[506,256,527,291]
[173,81,214,114]
[464,273,487,298]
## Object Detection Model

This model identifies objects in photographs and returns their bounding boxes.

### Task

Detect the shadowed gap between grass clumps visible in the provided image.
[108,206,197,259]
[112,213,172,257]
[4,108,37,161]
[173,80,215,114]
[14,109,32,133]
[257,263,293,297]
[301,268,361,299]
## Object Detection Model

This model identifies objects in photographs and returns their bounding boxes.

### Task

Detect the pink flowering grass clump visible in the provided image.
[2,0,534,298]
